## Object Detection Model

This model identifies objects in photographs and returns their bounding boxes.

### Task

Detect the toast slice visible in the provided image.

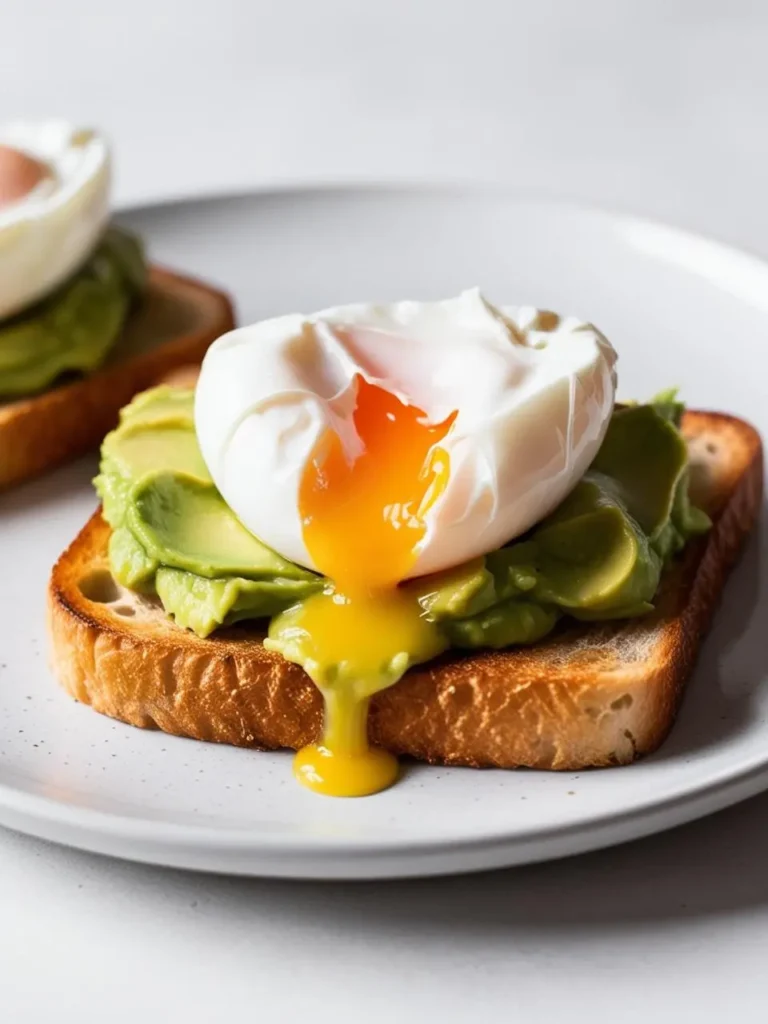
[47,411,762,771]
[0,267,234,491]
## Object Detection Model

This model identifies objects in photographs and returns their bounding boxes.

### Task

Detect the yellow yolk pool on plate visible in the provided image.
[292,375,456,797]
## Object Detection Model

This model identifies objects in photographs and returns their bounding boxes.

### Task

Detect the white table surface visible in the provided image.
[3,1,768,1020]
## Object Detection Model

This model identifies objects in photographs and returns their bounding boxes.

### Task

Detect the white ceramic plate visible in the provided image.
[1,187,766,879]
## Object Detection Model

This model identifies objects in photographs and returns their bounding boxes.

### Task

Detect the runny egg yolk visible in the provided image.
[294,374,456,797]
[0,145,50,210]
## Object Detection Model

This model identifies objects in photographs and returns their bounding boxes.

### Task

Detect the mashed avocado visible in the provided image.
[96,387,323,634]
[0,226,146,398]
[96,386,710,654]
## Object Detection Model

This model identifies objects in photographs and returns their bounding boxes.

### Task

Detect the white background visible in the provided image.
[3,1,768,1020]
[5,0,768,249]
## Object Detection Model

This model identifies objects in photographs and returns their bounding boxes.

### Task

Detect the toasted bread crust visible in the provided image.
[0,267,234,491]
[47,411,762,770]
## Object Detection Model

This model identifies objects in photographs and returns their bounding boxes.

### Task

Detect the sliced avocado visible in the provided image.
[96,415,209,528]
[570,600,655,622]
[0,226,146,398]
[0,319,62,371]
[95,464,131,529]
[443,599,559,650]
[591,404,688,539]
[650,387,685,427]
[484,547,539,598]
[527,475,662,613]
[108,526,158,592]
[156,566,322,638]
[100,225,148,296]
[103,419,211,484]
[652,466,712,562]
[119,385,195,428]
[414,548,540,624]
[415,557,497,620]
[128,472,319,582]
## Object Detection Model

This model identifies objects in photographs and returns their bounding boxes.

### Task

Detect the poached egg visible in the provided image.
[0,120,110,321]
[195,290,617,796]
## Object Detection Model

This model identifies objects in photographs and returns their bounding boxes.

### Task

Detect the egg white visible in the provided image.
[195,290,617,579]
[0,120,110,320]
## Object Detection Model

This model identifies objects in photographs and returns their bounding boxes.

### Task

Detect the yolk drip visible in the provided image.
[293,374,456,797]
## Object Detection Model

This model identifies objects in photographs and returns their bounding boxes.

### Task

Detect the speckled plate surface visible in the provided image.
[0,187,766,878]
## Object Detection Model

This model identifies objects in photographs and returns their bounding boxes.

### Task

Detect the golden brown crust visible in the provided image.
[47,411,763,770]
[0,267,234,491]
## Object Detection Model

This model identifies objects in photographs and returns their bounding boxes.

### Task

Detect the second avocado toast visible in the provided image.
[0,120,234,490]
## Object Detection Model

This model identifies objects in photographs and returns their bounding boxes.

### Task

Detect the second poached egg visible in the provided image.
[0,120,110,320]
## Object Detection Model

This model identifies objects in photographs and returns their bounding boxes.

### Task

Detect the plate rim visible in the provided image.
[1,755,767,878]
[116,176,768,282]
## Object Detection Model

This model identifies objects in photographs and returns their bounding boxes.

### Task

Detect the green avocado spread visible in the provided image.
[0,226,146,398]
[96,386,711,666]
